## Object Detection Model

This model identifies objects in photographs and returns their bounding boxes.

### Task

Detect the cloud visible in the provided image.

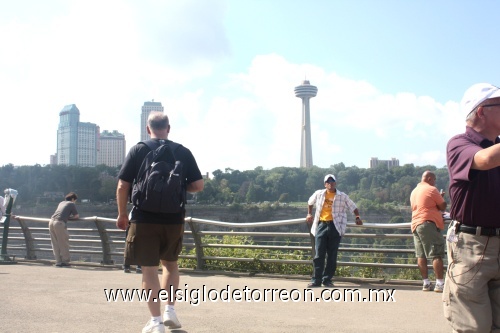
[167,54,463,174]
[132,0,230,68]
[0,2,464,174]
[0,0,230,167]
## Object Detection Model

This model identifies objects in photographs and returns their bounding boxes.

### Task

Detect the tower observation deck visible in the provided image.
[294,80,318,168]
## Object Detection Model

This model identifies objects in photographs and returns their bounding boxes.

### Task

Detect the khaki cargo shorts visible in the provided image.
[124,222,184,266]
[412,221,445,259]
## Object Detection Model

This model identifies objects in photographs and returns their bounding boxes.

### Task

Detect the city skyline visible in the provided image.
[56,104,125,168]
[369,157,400,170]
[98,130,126,168]
[56,104,99,167]
[2,2,500,174]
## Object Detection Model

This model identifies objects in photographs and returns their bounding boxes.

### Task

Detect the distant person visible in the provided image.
[410,170,446,293]
[49,192,79,267]
[123,262,141,273]
[0,194,5,219]
[116,112,204,333]
[122,264,141,273]
[305,174,362,287]
[445,83,500,332]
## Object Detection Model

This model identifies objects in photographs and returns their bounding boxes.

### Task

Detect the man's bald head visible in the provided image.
[147,112,170,139]
[421,170,436,186]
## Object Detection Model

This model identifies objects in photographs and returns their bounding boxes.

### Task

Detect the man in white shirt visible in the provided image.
[0,195,5,220]
[305,174,362,287]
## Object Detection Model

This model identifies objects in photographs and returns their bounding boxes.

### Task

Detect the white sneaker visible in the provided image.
[422,283,431,291]
[434,283,444,293]
[163,310,182,329]
[142,319,166,333]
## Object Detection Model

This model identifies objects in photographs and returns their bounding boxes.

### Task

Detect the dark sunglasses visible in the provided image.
[482,103,500,109]
[325,179,336,183]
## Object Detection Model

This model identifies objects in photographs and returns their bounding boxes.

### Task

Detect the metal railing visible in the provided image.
[1,215,441,274]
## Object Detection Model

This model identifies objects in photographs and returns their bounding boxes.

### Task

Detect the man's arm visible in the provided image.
[116,179,131,230]
[353,208,363,225]
[68,204,79,220]
[306,205,314,226]
[434,188,447,211]
[186,179,204,193]
[436,193,447,211]
[305,192,318,226]
[437,201,447,211]
[472,144,500,170]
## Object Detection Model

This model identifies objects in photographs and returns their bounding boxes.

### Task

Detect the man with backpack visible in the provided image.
[116,112,204,333]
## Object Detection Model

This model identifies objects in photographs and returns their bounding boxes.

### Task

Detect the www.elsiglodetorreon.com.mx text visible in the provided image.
[104,284,396,306]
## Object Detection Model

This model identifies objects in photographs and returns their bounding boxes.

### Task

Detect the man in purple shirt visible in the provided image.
[445,83,500,333]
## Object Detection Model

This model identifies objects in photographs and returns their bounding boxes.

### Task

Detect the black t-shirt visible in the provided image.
[118,139,203,224]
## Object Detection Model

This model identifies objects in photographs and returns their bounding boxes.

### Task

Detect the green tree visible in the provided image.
[278,193,289,203]
[98,178,118,202]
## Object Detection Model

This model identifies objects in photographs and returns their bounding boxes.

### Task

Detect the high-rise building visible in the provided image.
[141,100,164,141]
[97,130,126,167]
[57,104,99,167]
[294,80,318,168]
[78,122,99,167]
[370,157,400,169]
[57,104,79,165]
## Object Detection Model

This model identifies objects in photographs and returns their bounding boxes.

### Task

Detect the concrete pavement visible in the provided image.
[0,262,450,333]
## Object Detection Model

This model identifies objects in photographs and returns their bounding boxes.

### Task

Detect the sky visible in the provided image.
[2,0,500,175]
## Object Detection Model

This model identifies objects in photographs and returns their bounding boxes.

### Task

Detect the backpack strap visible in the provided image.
[139,139,182,159]
[129,140,184,205]
[135,140,182,180]
[129,140,179,204]
[143,140,186,205]
[140,139,161,152]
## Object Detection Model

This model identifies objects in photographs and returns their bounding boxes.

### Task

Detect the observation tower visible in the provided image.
[294,80,318,168]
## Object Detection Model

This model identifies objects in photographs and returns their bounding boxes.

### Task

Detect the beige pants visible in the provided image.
[49,219,70,264]
[444,224,500,333]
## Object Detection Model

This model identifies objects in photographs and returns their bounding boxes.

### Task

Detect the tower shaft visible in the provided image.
[301,97,313,168]
[294,80,317,168]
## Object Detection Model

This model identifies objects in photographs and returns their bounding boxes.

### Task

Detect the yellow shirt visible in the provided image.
[319,191,335,221]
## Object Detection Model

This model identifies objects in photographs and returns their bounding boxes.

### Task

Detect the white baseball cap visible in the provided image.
[324,174,336,182]
[461,83,500,119]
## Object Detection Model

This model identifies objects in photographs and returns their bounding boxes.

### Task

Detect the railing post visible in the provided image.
[306,219,316,258]
[308,221,317,274]
[93,217,113,265]
[187,218,205,270]
[15,217,37,260]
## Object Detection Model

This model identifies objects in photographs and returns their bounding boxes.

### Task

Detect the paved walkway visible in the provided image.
[1,261,450,333]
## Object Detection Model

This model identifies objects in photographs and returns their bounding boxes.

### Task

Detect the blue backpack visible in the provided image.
[131,140,185,214]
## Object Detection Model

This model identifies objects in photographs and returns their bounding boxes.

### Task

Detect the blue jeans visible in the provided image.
[312,222,341,284]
